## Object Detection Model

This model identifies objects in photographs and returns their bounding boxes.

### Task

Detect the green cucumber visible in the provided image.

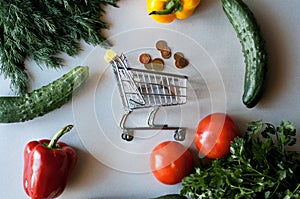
[0,66,89,123]
[222,0,267,108]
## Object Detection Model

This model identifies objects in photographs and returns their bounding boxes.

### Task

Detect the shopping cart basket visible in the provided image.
[104,50,188,141]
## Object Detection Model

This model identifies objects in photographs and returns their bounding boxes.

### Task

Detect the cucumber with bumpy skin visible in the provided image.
[0,66,89,123]
[222,0,267,108]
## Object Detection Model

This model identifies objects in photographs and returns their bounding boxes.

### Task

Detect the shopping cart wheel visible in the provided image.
[174,129,186,141]
[121,131,134,141]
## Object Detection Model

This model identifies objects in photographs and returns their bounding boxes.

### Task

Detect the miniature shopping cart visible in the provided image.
[104,50,188,141]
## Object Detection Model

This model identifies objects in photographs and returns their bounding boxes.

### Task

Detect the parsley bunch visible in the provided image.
[181,120,300,199]
[0,0,118,94]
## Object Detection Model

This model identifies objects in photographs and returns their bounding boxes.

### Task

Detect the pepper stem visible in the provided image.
[48,125,74,149]
[149,0,183,15]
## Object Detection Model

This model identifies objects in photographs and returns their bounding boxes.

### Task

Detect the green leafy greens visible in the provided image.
[0,0,118,94]
[181,120,300,199]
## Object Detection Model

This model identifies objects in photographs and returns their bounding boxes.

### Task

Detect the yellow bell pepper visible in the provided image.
[147,0,201,23]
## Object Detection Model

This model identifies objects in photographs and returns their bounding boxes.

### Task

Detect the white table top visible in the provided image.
[1,0,300,198]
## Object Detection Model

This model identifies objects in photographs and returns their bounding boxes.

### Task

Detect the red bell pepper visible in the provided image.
[23,125,77,199]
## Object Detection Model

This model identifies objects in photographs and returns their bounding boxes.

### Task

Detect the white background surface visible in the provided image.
[1,0,300,198]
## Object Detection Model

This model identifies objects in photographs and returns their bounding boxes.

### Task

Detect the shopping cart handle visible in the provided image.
[104,50,118,63]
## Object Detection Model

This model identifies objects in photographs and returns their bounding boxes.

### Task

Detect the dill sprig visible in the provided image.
[0,0,118,94]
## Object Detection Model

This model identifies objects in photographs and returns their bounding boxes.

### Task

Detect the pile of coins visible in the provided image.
[174,52,189,69]
[138,40,189,71]
[156,40,172,59]
[139,53,165,71]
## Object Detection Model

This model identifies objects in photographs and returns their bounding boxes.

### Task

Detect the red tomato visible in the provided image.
[150,141,194,185]
[194,113,239,159]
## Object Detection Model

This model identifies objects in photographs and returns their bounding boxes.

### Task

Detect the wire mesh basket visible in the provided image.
[105,50,188,141]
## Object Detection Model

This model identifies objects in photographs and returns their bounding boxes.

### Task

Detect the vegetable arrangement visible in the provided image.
[222,0,268,108]
[0,0,294,198]
[0,0,118,95]
[181,120,300,198]
[0,66,89,123]
[23,125,77,199]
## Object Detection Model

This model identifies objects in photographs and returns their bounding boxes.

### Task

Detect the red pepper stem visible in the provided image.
[47,125,74,149]
[149,0,183,15]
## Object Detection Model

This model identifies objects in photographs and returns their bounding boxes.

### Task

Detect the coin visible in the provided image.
[175,57,189,69]
[160,48,172,59]
[168,85,179,96]
[152,58,165,71]
[144,63,153,70]
[173,52,184,61]
[139,53,151,64]
[155,40,169,51]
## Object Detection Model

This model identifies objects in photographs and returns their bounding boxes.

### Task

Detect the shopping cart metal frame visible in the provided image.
[107,52,188,141]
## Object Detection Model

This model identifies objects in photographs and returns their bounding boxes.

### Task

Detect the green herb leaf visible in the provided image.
[0,0,118,94]
[181,120,300,199]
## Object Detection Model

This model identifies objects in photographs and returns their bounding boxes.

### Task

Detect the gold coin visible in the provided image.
[152,58,165,71]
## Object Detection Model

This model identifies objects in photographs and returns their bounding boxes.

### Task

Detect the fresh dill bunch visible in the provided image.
[0,0,118,94]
